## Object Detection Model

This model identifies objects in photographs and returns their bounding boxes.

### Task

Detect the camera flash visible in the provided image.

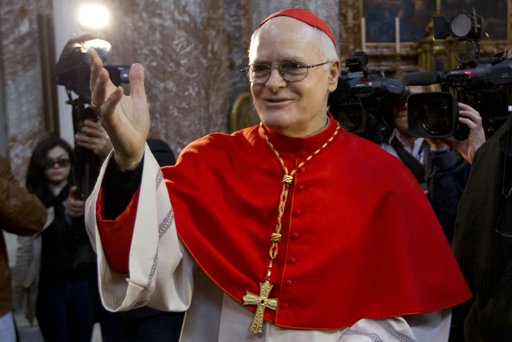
[79,4,110,31]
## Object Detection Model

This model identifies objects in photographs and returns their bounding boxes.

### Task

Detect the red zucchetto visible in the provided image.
[257,8,336,46]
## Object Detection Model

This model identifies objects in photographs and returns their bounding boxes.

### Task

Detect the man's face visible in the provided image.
[249,17,339,137]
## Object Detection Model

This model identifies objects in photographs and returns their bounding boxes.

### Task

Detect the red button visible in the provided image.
[293,210,302,217]
[298,167,306,173]
[290,232,299,240]
[296,185,305,192]
[281,303,289,310]
[286,280,293,286]
[288,257,297,264]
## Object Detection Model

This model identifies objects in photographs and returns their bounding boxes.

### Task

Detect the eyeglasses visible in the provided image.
[242,61,330,84]
[44,158,71,169]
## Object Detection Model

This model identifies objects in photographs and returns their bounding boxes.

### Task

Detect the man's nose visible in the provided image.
[265,68,287,89]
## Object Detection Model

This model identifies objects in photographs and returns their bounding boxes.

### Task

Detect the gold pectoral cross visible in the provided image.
[242,280,278,335]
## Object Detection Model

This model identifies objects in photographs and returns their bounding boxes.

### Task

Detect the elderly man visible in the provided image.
[85,8,470,341]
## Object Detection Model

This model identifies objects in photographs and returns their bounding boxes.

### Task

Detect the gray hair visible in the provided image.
[248,21,339,64]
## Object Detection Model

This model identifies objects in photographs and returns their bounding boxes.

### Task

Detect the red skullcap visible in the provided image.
[257,8,336,46]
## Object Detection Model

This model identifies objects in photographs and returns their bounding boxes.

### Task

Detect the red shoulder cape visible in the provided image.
[98,117,471,329]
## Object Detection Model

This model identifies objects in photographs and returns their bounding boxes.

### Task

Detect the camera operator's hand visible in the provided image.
[425,103,485,163]
[88,49,149,171]
[64,186,85,218]
[75,120,113,159]
[453,103,485,164]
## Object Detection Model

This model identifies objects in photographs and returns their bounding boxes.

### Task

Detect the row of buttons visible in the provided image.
[280,175,306,311]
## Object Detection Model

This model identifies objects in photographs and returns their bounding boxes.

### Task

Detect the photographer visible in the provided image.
[452,96,512,341]
[381,83,485,243]
[13,134,98,342]
[12,123,111,341]
[382,78,486,340]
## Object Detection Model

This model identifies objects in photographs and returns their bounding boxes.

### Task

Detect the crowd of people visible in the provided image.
[2,6,512,342]
[3,120,184,342]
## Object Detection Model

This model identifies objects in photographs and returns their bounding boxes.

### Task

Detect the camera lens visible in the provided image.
[408,92,458,138]
[338,103,365,132]
[417,97,451,135]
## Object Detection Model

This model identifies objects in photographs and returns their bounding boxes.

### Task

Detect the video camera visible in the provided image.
[328,51,409,143]
[404,10,512,140]
[54,34,130,200]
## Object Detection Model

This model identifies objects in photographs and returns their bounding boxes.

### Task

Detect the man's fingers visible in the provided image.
[92,69,110,108]
[106,86,124,111]
[80,123,103,137]
[458,117,480,131]
[74,134,98,147]
[100,86,124,124]
[88,49,104,94]
[129,63,146,102]
[458,103,482,121]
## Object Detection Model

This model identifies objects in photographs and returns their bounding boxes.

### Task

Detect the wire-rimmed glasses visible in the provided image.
[242,61,330,84]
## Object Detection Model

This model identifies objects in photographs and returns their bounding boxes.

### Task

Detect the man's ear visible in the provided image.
[328,60,340,92]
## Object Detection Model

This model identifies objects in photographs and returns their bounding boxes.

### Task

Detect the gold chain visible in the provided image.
[243,121,341,335]
[260,122,341,278]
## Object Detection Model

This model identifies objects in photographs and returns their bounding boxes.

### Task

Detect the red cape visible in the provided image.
[98,117,471,330]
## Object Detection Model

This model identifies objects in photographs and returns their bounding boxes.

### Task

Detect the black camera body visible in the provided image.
[407,92,461,138]
[54,34,129,102]
[405,10,512,140]
[328,51,409,143]
[405,58,512,140]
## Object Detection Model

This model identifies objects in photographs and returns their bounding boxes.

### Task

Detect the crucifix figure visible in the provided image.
[243,280,278,334]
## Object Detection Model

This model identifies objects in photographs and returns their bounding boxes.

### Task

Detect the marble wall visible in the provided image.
[0,0,345,178]
[0,0,52,178]
[102,0,342,155]
[0,0,346,177]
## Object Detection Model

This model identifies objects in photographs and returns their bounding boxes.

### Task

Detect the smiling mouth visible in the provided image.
[264,98,290,104]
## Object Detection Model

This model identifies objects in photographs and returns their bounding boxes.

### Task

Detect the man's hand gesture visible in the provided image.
[88,49,149,170]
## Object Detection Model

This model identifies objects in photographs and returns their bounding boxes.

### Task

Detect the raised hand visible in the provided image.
[88,49,150,170]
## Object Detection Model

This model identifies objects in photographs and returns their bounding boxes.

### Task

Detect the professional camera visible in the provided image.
[328,51,409,143]
[54,34,130,199]
[404,10,512,140]
[55,33,129,101]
